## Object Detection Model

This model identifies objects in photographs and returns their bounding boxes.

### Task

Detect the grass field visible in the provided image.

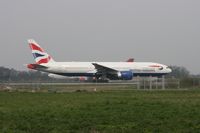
[1,89,200,133]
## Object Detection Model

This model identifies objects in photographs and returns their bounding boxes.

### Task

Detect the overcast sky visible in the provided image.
[0,0,199,74]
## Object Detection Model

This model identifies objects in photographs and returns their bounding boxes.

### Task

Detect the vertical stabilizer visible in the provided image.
[28,39,54,64]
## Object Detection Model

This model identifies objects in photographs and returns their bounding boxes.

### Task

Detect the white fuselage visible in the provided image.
[38,62,172,77]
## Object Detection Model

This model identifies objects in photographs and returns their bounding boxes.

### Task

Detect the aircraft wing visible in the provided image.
[92,63,118,74]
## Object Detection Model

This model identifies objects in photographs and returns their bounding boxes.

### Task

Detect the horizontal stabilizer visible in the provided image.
[27,64,48,70]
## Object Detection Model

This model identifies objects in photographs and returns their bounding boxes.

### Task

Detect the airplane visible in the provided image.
[27,39,172,80]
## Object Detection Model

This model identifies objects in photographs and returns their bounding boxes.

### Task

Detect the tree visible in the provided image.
[0,67,12,82]
[0,66,51,82]
[167,66,190,78]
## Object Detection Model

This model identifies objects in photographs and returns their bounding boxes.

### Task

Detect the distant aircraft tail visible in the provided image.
[28,39,54,64]
[126,58,134,62]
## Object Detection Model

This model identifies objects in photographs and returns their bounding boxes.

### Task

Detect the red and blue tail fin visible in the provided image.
[28,39,54,64]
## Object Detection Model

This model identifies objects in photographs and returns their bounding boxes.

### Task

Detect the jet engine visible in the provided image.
[117,70,133,80]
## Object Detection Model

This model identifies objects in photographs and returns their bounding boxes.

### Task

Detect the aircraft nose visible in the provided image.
[168,68,172,73]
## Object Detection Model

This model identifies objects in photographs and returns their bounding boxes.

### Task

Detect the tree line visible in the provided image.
[0,67,52,82]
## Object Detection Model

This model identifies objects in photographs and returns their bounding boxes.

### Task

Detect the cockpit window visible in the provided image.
[159,67,163,70]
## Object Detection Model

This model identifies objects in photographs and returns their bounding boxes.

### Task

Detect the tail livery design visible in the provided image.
[28,39,54,64]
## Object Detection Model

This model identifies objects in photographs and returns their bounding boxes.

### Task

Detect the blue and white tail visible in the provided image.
[28,39,54,64]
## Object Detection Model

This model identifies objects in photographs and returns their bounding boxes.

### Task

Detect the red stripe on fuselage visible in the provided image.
[29,43,44,52]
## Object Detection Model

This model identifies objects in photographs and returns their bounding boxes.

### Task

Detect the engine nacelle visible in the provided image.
[117,71,133,80]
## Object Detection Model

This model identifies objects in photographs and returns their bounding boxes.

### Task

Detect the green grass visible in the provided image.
[1,90,200,133]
